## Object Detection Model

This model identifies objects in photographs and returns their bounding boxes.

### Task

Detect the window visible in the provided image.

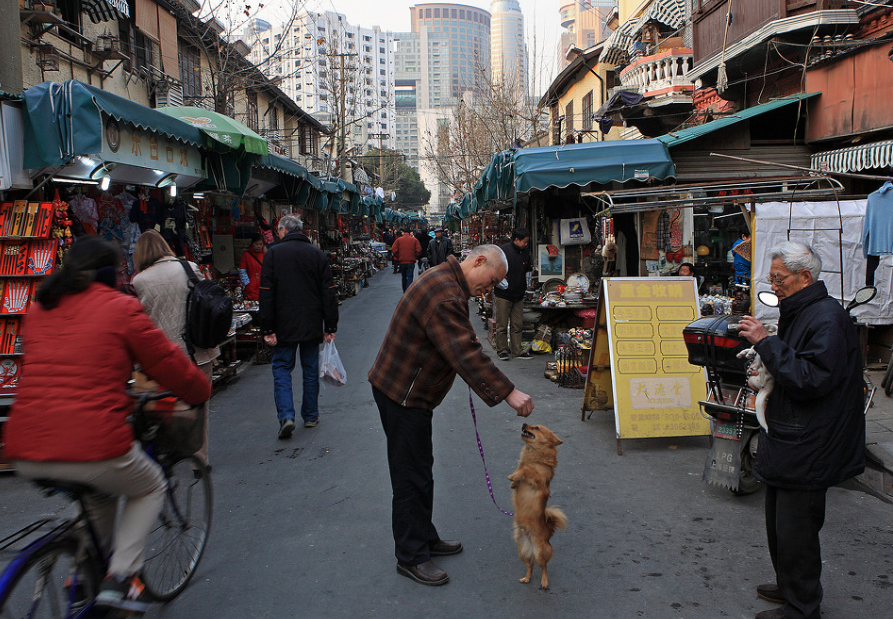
[582,92,593,132]
[565,100,574,136]
[179,46,202,100]
[267,106,279,132]
[247,91,259,132]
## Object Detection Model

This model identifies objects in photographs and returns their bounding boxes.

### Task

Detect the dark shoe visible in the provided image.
[304,419,318,428]
[757,583,784,604]
[396,560,449,586]
[497,352,510,361]
[755,609,786,619]
[517,352,533,360]
[193,464,211,480]
[278,419,295,439]
[430,539,463,556]
[95,575,151,613]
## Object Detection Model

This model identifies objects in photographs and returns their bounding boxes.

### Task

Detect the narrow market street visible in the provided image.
[2,269,892,619]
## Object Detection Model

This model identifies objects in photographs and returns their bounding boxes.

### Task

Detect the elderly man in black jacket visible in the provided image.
[737,241,864,619]
[259,215,338,439]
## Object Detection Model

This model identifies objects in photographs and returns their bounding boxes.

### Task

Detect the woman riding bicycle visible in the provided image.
[3,236,211,614]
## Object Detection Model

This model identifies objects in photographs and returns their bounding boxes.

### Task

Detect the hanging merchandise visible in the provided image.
[656,210,671,251]
[558,218,592,246]
[861,180,893,286]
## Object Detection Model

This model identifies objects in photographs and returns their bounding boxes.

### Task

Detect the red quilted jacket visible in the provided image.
[3,283,211,462]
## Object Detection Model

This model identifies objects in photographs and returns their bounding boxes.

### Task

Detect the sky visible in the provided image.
[252,0,564,97]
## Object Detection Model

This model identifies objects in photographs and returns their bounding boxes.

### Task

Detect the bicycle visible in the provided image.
[0,391,213,618]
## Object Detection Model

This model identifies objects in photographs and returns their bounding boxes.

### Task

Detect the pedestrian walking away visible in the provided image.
[415,227,431,273]
[494,228,532,361]
[736,241,865,619]
[391,228,422,292]
[132,229,220,470]
[368,245,534,587]
[259,215,338,438]
[427,228,454,268]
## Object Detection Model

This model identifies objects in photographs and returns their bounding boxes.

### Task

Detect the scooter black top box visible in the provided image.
[682,315,749,374]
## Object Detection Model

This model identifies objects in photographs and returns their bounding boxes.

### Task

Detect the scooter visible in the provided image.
[682,285,876,495]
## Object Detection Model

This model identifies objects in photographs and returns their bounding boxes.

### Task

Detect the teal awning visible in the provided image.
[22,80,205,168]
[657,93,821,148]
[255,153,310,180]
[471,139,676,209]
[512,139,676,193]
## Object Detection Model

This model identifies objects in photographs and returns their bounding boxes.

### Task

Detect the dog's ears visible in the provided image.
[550,437,563,446]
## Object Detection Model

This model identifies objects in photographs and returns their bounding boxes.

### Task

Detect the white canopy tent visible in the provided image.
[753,200,893,325]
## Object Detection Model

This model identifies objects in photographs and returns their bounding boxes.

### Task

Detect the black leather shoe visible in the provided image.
[757,583,784,604]
[396,560,449,586]
[430,539,463,556]
[755,609,786,619]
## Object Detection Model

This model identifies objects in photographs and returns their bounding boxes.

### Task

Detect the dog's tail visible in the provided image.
[545,507,568,532]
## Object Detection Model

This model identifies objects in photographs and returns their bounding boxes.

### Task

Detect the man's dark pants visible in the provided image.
[765,485,827,619]
[399,263,415,292]
[373,386,439,566]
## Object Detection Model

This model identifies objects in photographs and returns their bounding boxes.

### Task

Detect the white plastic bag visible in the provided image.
[319,341,347,387]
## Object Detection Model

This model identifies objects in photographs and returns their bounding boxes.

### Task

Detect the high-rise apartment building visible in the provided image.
[558,1,615,68]
[244,12,396,164]
[490,0,528,98]
[398,4,493,215]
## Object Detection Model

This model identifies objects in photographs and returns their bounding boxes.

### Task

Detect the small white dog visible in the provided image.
[736,347,774,432]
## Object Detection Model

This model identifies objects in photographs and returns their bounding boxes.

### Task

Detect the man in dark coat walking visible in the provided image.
[737,241,864,619]
[427,228,453,267]
[259,215,338,438]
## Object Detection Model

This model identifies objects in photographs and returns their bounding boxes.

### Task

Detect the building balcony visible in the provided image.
[618,48,695,102]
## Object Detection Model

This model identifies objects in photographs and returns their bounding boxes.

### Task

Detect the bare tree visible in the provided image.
[421,55,547,198]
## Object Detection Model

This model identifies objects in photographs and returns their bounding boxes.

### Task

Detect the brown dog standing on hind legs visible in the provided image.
[508,423,568,589]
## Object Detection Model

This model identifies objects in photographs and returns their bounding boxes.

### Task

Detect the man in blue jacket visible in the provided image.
[737,241,864,619]
[260,215,338,438]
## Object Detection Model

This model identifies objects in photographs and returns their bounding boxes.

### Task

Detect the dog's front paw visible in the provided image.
[519,576,530,584]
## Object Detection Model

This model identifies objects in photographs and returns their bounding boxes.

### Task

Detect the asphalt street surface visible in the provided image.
[2,268,892,619]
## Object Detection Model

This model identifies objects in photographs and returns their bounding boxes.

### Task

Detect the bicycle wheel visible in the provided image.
[140,456,212,602]
[0,538,99,619]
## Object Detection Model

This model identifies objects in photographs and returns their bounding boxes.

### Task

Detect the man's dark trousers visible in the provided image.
[373,386,439,565]
[399,263,415,292]
[765,485,826,619]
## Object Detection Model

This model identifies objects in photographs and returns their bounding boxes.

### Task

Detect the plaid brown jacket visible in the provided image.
[368,256,514,410]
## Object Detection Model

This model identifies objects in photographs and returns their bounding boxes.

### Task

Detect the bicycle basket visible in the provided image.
[140,398,205,459]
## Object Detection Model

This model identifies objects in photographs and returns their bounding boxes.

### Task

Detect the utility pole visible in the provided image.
[368,132,389,189]
[327,51,357,179]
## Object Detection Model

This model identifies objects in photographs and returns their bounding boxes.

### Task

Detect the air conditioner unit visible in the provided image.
[155,82,184,108]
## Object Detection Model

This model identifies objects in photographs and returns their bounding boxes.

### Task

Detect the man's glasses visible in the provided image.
[764,272,798,285]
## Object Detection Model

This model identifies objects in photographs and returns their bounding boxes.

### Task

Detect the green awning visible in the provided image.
[21,80,205,168]
[157,106,268,155]
[657,93,821,148]
[471,139,676,208]
[255,153,310,180]
[512,139,676,193]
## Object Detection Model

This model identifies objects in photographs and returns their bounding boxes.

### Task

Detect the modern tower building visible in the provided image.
[558,1,615,68]
[490,0,528,98]
[244,12,396,164]
[398,4,493,215]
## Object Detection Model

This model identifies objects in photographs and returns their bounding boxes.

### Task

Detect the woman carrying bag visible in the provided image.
[132,229,219,471]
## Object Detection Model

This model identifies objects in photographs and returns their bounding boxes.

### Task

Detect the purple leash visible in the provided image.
[469,387,514,516]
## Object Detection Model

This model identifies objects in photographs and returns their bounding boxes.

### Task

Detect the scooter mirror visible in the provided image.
[757,290,780,307]
[853,286,877,305]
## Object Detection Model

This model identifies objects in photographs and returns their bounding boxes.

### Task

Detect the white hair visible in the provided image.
[278,215,303,232]
[467,244,509,273]
[768,241,822,281]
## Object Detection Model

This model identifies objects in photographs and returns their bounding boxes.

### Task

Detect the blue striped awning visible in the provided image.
[811,139,893,174]
[82,0,130,24]
[599,0,688,65]
[599,18,638,66]
[642,0,686,31]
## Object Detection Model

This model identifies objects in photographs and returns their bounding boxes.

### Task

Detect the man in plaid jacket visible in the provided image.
[369,244,534,587]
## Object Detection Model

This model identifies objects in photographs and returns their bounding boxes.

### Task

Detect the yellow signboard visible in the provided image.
[583,278,708,444]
